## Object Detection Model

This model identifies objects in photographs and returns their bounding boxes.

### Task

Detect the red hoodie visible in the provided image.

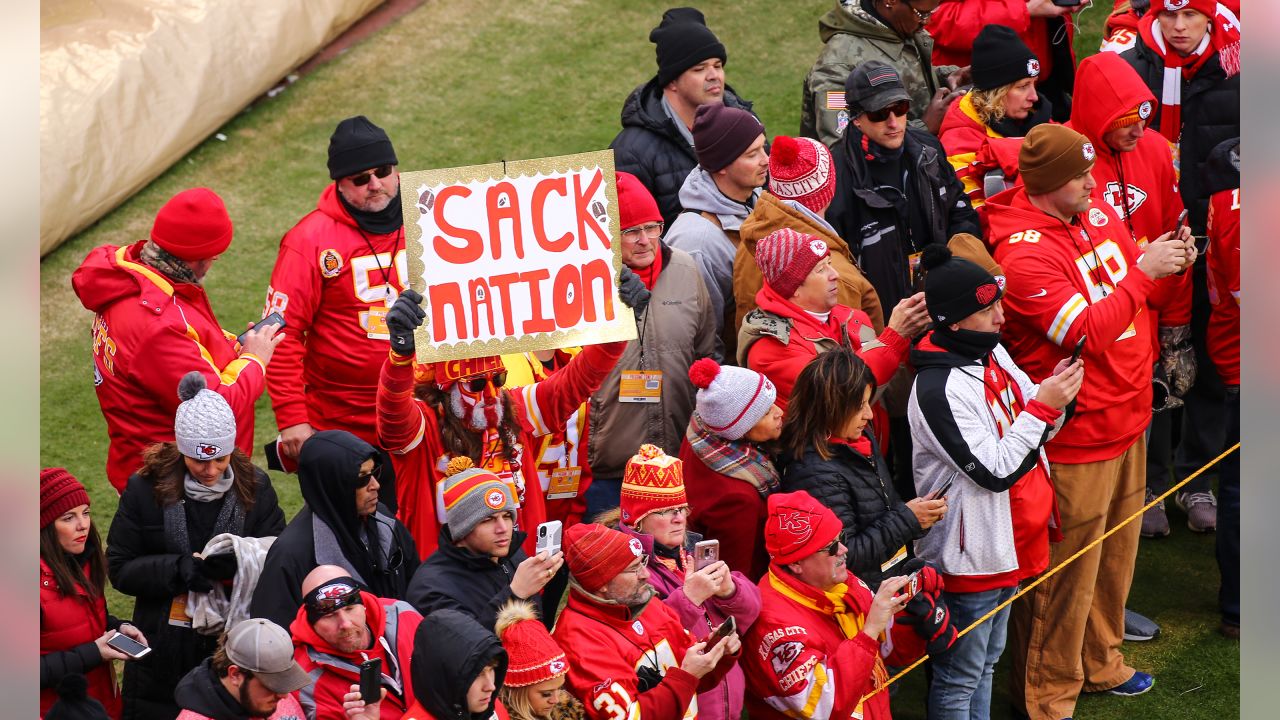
[71,241,265,492]
[264,184,406,445]
[1206,186,1240,385]
[1068,51,1192,351]
[987,187,1157,464]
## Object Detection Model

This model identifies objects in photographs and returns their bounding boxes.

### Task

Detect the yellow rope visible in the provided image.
[860,441,1240,704]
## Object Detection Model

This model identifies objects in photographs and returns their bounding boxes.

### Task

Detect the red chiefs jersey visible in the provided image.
[264,184,406,443]
[1068,50,1192,350]
[376,342,624,557]
[72,241,265,492]
[1206,187,1241,385]
[988,187,1158,464]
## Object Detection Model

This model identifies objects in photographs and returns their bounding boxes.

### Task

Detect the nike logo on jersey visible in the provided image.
[1028,288,1049,298]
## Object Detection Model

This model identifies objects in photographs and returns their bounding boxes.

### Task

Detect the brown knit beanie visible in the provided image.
[1018,124,1096,195]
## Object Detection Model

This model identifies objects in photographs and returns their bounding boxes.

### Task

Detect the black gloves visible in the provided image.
[201,552,238,581]
[387,288,426,354]
[618,267,650,315]
[178,555,214,593]
[895,564,958,656]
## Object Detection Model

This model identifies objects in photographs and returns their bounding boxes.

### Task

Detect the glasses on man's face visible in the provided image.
[356,462,382,487]
[621,222,664,242]
[650,506,690,519]
[348,164,395,187]
[463,371,508,394]
[864,100,911,123]
[622,555,650,575]
[904,2,931,23]
[820,537,842,556]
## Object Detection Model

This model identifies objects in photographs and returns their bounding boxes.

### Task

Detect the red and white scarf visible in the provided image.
[1138,4,1241,146]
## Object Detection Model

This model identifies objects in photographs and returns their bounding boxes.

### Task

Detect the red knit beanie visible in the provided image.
[495,600,568,687]
[764,491,843,565]
[755,228,831,299]
[768,136,837,215]
[564,523,645,591]
[41,467,90,529]
[616,171,662,231]
[150,188,234,261]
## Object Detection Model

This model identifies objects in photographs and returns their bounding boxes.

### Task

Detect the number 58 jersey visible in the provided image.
[988,187,1168,464]
[264,183,406,442]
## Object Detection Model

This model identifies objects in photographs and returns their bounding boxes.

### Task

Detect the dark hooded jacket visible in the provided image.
[405,527,531,631]
[249,431,418,629]
[407,609,509,720]
[173,658,307,720]
[826,124,982,314]
[610,78,760,227]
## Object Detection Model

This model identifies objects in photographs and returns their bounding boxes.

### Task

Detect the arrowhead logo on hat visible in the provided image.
[1027,59,1041,77]
[1082,142,1096,162]
[1139,100,1153,120]
[196,443,222,460]
[629,537,644,557]
[1165,0,1190,9]
[809,239,828,257]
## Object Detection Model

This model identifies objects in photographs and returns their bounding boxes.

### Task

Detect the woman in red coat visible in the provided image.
[40,468,149,718]
[679,359,783,581]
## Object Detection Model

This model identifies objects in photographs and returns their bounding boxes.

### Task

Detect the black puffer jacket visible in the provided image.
[1121,39,1239,235]
[410,609,509,720]
[107,466,285,720]
[780,435,924,588]
[610,77,760,227]
[406,527,532,631]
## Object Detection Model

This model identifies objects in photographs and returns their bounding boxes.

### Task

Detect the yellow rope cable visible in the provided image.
[860,441,1241,704]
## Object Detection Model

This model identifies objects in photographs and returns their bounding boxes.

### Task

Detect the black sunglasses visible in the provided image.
[464,371,508,393]
[356,462,382,487]
[304,584,362,617]
[864,100,910,123]
[349,164,395,187]
[820,537,842,556]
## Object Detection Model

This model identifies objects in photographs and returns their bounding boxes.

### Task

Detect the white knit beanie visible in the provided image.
[688,358,777,441]
[174,371,237,460]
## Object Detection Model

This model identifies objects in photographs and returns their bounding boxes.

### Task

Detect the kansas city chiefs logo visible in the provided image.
[809,239,828,257]
[975,283,999,305]
[1027,59,1041,77]
[1082,142,1096,162]
[317,582,356,599]
[629,537,644,557]
[1164,0,1189,9]
[485,488,506,509]
[777,510,812,542]
[1102,181,1149,219]
[1139,100,1153,120]
[770,641,804,673]
[196,443,222,459]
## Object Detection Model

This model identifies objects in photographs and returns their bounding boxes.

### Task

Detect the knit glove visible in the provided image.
[895,565,957,656]
[618,267,650,315]
[178,555,214,593]
[387,288,426,354]
[200,552,238,582]
[1158,325,1196,397]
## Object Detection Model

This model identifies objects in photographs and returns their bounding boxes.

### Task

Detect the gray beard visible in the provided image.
[448,384,504,431]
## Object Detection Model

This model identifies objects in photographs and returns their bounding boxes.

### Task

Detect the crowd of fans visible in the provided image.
[43,2,1240,720]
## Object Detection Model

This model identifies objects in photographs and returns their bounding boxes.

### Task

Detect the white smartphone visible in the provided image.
[693,539,720,571]
[536,520,563,556]
[107,631,151,659]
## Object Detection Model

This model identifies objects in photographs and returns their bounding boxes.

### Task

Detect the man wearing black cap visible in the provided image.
[263,115,407,490]
[826,60,982,491]
[610,7,764,227]
[908,244,1080,720]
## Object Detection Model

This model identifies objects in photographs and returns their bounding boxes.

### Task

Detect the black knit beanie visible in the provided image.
[650,7,727,87]
[328,115,399,180]
[971,25,1041,91]
[922,244,1004,325]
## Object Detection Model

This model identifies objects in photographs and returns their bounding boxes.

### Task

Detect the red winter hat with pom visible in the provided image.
[689,358,777,441]
[150,188,234,261]
[564,523,645,592]
[768,136,837,215]
[495,600,569,687]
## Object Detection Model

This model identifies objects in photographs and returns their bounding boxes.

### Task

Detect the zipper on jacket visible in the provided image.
[958,507,966,554]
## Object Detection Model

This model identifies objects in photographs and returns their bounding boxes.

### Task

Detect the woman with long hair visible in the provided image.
[41,467,148,718]
[779,348,947,588]
[107,373,284,719]
[495,600,583,720]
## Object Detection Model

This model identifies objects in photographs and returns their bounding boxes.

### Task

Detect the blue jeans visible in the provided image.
[928,586,1016,720]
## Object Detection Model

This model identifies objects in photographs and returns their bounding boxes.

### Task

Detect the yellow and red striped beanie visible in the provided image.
[620,444,687,526]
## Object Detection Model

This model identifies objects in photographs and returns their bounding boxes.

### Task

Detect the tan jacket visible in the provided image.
[733,192,884,335]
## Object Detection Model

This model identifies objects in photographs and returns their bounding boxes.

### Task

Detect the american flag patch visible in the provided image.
[826,91,846,110]
[868,67,899,86]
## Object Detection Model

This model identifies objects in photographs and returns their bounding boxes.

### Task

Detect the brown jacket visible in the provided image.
[733,192,884,335]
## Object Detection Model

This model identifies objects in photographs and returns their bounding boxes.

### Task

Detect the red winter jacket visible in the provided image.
[680,438,771,581]
[401,699,510,720]
[72,241,265,492]
[1068,51,1192,351]
[376,342,625,558]
[264,184,406,444]
[553,586,738,720]
[987,188,1158,463]
[40,558,120,718]
[1207,186,1240,385]
[929,0,1074,86]
[291,593,422,720]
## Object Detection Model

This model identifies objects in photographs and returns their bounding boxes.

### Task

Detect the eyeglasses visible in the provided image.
[864,100,910,123]
[621,222,664,242]
[904,2,931,23]
[462,371,508,394]
[820,537,842,556]
[622,555,650,575]
[356,462,382,487]
[649,506,690,519]
[347,164,395,187]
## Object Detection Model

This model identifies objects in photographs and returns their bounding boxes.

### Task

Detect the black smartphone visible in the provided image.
[701,616,736,654]
[237,312,286,346]
[1070,335,1086,365]
[359,658,381,704]
[1171,209,1189,239]
[932,477,955,500]
[1051,0,1082,6]
[107,632,152,659]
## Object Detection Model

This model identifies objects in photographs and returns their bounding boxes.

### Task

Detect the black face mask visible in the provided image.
[339,187,404,235]
[933,325,1002,360]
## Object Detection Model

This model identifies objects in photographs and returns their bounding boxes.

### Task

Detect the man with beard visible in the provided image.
[552,523,740,720]
[174,619,311,720]
[406,459,563,630]
[250,432,419,630]
[263,116,405,506]
[289,567,423,720]
[376,289,629,558]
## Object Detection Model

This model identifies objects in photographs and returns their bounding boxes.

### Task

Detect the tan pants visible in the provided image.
[1008,437,1146,720]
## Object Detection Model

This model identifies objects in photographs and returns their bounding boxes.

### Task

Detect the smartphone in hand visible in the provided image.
[1070,335,1086,365]
[107,632,151,659]
[700,616,736,654]
[536,520,563,557]
[693,540,720,571]
[359,657,381,705]
[237,312,286,346]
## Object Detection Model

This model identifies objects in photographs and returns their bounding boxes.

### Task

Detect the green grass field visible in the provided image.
[39,1,1236,717]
